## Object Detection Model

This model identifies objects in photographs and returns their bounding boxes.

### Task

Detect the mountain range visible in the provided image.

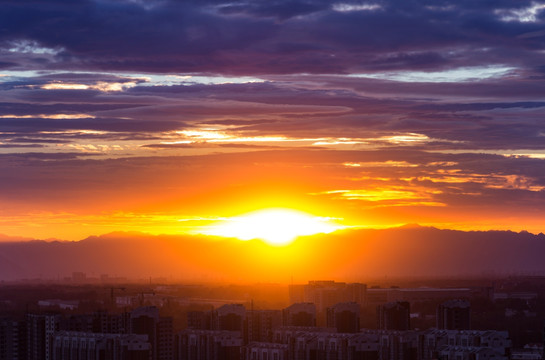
[0,226,544,282]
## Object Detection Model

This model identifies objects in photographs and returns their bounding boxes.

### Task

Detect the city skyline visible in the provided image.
[1,0,545,246]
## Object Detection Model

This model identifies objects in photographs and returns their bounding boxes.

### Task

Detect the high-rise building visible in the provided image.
[62,314,93,333]
[242,342,288,360]
[26,313,60,360]
[187,311,212,330]
[92,310,130,334]
[419,329,510,360]
[292,281,367,308]
[326,302,360,333]
[268,328,510,360]
[0,317,26,360]
[282,303,316,327]
[131,306,174,360]
[157,317,174,360]
[177,330,242,360]
[51,331,150,360]
[214,304,246,332]
[377,301,411,331]
[290,281,367,326]
[436,300,470,330]
[244,310,282,343]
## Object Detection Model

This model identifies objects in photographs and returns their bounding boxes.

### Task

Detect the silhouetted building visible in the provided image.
[291,281,366,326]
[244,310,282,343]
[0,317,26,360]
[272,326,336,344]
[242,342,288,360]
[157,316,174,360]
[92,310,130,334]
[177,330,242,360]
[187,311,212,330]
[51,331,150,360]
[273,328,413,360]
[437,300,470,330]
[131,306,174,360]
[27,313,60,360]
[378,330,418,360]
[366,288,477,305]
[282,303,316,327]
[510,344,542,360]
[131,306,159,360]
[269,328,510,360]
[268,327,511,360]
[293,281,367,310]
[378,301,411,331]
[62,314,93,333]
[327,302,360,333]
[215,304,246,332]
[419,329,510,360]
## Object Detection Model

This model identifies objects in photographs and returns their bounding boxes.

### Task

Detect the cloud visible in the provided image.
[1,0,545,238]
[0,0,542,76]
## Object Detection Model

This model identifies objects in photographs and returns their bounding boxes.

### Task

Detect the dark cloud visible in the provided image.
[216,0,329,20]
[199,119,279,126]
[0,117,185,133]
[0,143,44,148]
[0,0,544,75]
[6,137,72,144]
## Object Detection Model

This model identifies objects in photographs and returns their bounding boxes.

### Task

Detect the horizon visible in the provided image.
[2,226,545,283]
[1,222,544,244]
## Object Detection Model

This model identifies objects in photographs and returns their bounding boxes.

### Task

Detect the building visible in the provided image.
[62,314,93,333]
[177,330,242,360]
[282,303,316,327]
[92,310,130,334]
[51,331,150,360]
[437,300,471,330]
[289,281,366,326]
[272,328,413,360]
[419,329,511,360]
[273,326,335,344]
[0,317,26,360]
[131,306,174,360]
[291,281,366,310]
[327,302,360,333]
[378,301,411,331]
[266,328,510,360]
[157,316,174,360]
[27,313,60,360]
[215,304,246,332]
[245,310,282,343]
[242,342,289,360]
[187,311,212,330]
[366,288,485,305]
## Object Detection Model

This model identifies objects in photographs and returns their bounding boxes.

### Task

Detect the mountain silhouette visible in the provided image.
[0,227,544,282]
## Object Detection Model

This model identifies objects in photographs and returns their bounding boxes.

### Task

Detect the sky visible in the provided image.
[1,0,545,241]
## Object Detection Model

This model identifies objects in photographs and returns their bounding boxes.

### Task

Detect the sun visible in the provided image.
[201,208,344,246]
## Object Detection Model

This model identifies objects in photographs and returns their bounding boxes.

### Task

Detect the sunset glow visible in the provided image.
[200,209,344,246]
[0,0,544,283]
